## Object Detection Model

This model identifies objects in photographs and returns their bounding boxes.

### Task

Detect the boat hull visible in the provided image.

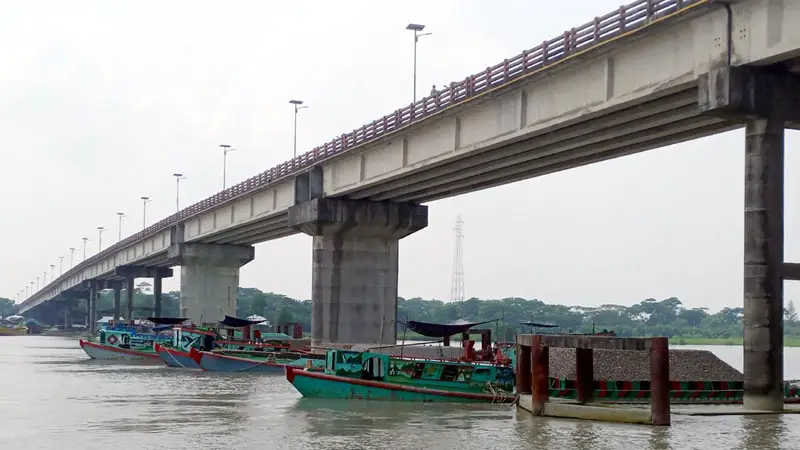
[79,339,160,361]
[194,349,286,373]
[285,366,516,403]
[154,343,200,369]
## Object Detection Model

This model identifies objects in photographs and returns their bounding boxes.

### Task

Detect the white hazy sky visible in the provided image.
[2,0,800,312]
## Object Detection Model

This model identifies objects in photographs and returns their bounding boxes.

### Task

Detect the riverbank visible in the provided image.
[394,332,800,347]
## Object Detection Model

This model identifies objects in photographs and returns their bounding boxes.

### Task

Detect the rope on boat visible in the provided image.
[164,347,192,369]
[483,382,509,404]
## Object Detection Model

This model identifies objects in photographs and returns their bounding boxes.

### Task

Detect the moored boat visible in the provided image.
[285,349,516,403]
[79,325,169,361]
[191,347,325,373]
[0,325,28,336]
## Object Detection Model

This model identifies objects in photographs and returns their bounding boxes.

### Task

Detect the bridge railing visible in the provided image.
[23,0,707,307]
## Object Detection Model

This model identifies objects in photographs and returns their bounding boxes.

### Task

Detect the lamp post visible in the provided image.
[43,271,47,286]
[50,264,55,280]
[117,212,125,241]
[69,248,76,267]
[289,100,309,158]
[97,226,104,253]
[59,256,64,275]
[405,23,432,103]
[140,196,151,229]
[82,238,89,261]
[221,145,235,189]
[173,173,186,212]
[36,276,40,290]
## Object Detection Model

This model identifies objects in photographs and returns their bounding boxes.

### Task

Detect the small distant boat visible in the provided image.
[285,349,517,403]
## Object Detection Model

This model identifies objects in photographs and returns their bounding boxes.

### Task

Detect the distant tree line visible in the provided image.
[9,289,800,340]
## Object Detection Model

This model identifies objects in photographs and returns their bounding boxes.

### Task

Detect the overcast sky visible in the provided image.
[2,0,800,312]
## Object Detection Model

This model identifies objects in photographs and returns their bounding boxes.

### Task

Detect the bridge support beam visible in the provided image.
[168,243,255,325]
[115,266,173,319]
[288,197,428,348]
[125,277,134,324]
[88,282,98,335]
[112,282,122,321]
[154,273,163,318]
[699,65,800,411]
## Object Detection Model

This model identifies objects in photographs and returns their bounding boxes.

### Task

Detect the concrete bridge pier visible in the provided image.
[700,65,800,411]
[288,197,428,348]
[88,281,99,335]
[114,266,174,320]
[167,243,254,325]
[112,282,122,321]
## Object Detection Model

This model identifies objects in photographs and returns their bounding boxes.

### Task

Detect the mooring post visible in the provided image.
[649,337,670,426]
[531,335,549,415]
[576,348,594,404]
[516,343,532,394]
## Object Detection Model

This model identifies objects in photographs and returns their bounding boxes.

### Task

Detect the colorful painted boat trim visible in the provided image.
[79,339,160,360]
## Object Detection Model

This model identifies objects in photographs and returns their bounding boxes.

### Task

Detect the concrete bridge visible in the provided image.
[15,0,800,411]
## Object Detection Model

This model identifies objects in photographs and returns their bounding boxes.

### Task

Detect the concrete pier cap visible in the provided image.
[287,197,429,239]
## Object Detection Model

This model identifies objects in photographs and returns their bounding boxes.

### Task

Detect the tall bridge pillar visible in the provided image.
[289,197,428,348]
[700,65,800,411]
[167,243,254,325]
[114,266,174,320]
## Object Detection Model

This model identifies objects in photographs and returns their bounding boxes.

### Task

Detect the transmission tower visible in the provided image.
[450,215,465,303]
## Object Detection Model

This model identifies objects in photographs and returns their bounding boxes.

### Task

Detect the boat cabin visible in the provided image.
[98,329,133,349]
[324,349,515,391]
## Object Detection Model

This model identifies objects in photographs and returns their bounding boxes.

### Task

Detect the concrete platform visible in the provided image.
[517,394,800,423]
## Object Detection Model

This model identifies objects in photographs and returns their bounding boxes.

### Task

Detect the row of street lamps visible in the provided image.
[16,22,431,304]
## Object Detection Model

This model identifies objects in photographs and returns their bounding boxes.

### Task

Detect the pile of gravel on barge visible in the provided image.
[547,348,743,381]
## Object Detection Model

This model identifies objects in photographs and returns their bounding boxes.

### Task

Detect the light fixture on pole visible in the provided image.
[173,173,186,212]
[289,100,309,158]
[116,212,126,241]
[221,145,235,189]
[140,196,151,229]
[97,226,104,253]
[81,237,89,261]
[36,276,40,290]
[59,256,64,275]
[50,264,55,281]
[69,247,76,267]
[405,23,432,103]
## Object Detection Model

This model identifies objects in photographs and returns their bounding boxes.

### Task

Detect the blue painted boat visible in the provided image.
[191,348,325,373]
[154,343,200,369]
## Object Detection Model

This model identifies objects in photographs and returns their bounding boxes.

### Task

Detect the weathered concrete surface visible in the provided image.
[289,198,427,348]
[699,65,799,411]
[168,243,255,325]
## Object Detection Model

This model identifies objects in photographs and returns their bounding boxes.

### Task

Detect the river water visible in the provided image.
[2,336,800,450]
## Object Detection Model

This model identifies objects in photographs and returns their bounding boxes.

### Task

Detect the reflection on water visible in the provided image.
[3,336,800,450]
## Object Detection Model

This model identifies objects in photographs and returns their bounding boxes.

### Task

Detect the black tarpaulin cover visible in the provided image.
[219,315,266,328]
[404,319,494,338]
[147,317,189,325]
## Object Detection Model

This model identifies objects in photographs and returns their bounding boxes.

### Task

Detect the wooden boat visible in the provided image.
[0,325,27,336]
[156,315,313,370]
[191,347,325,373]
[285,349,517,403]
[79,325,169,361]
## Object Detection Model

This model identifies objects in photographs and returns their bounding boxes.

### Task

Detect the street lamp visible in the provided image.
[59,256,64,275]
[97,226,104,253]
[221,145,236,189]
[82,237,89,261]
[173,173,186,212]
[406,23,432,103]
[50,264,55,280]
[140,196,151,229]
[116,212,126,241]
[289,100,309,158]
[69,248,76,267]
[36,276,40,290]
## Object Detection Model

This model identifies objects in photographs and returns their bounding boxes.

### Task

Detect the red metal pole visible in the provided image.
[576,348,594,404]
[649,337,671,426]
[516,344,532,394]
[531,335,549,415]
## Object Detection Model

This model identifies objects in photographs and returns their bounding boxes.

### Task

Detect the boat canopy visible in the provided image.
[521,321,559,328]
[147,317,190,326]
[403,319,494,338]
[219,315,267,328]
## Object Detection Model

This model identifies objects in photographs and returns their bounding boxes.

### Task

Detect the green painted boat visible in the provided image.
[285,349,516,403]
